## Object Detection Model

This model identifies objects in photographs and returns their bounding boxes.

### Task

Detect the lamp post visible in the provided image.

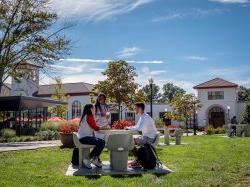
[149,78,153,118]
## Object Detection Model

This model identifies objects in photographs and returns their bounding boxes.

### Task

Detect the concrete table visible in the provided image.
[100,130,135,171]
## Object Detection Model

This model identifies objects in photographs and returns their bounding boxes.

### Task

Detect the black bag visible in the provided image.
[135,144,160,170]
[71,148,79,166]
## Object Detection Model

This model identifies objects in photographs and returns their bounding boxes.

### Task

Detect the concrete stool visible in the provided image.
[151,132,161,148]
[72,132,95,167]
[106,133,134,171]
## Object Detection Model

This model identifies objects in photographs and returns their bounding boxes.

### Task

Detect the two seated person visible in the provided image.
[77,93,158,169]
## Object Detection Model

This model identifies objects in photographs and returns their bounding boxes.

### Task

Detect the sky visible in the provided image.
[40,0,250,93]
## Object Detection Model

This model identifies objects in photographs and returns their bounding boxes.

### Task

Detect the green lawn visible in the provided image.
[0,135,250,187]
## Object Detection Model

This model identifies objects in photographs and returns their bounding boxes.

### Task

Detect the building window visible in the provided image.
[72,100,82,118]
[208,91,224,100]
[125,112,135,120]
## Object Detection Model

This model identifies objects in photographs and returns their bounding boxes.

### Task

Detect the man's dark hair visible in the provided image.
[135,102,145,111]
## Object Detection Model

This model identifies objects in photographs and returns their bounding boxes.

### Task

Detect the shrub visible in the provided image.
[36,130,60,140]
[40,121,64,132]
[240,104,250,124]
[0,129,16,140]
[112,120,135,129]
[154,118,165,128]
[205,127,225,135]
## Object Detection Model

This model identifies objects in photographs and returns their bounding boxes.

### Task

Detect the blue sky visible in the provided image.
[42,0,250,93]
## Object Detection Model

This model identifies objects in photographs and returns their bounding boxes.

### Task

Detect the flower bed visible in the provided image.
[112,120,135,129]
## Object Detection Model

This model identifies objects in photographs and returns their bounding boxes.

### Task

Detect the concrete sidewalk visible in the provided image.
[0,140,61,152]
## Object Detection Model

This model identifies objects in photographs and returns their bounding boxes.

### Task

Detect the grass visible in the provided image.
[0,135,250,187]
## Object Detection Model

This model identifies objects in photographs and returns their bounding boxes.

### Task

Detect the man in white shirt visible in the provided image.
[128,102,157,146]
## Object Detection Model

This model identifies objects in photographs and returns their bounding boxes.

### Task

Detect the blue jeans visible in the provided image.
[79,136,105,158]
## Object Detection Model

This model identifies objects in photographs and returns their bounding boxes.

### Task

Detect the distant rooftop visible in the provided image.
[193,78,238,89]
[36,82,95,97]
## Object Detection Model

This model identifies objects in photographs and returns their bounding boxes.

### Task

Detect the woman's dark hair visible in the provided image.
[80,104,94,123]
[95,93,107,111]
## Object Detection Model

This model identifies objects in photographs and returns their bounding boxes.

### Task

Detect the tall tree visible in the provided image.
[0,0,70,93]
[170,93,201,136]
[238,86,250,102]
[94,60,138,119]
[141,80,161,103]
[49,77,67,118]
[161,83,186,103]
[241,104,250,124]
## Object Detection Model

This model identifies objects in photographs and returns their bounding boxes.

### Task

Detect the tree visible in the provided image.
[160,83,186,103]
[49,77,67,118]
[141,80,161,103]
[238,86,250,102]
[169,93,202,136]
[241,104,250,124]
[94,60,138,119]
[0,0,70,93]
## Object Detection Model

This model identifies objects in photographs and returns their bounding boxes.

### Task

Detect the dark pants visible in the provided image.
[230,126,236,136]
[79,136,105,158]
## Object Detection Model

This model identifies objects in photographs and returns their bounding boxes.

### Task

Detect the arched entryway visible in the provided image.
[208,106,225,128]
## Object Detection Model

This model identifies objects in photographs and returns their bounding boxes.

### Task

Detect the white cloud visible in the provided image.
[116,47,142,58]
[185,56,209,61]
[151,8,229,22]
[59,58,164,64]
[209,0,250,3]
[51,0,155,21]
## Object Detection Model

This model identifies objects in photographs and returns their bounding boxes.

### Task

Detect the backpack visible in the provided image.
[71,148,79,166]
[135,144,162,170]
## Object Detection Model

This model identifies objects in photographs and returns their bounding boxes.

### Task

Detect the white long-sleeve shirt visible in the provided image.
[129,113,157,139]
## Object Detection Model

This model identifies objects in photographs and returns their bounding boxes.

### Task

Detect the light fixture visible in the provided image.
[227,106,231,110]
[164,108,168,112]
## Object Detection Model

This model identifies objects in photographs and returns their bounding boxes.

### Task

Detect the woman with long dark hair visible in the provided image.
[77,104,109,169]
[94,93,110,140]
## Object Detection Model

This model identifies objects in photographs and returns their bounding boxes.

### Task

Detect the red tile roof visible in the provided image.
[193,78,238,89]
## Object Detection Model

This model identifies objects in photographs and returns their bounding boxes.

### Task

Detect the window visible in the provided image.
[208,91,224,100]
[125,112,135,120]
[72,101,82,118]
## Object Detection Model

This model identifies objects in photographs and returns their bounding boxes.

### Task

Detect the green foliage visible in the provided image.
[154,117,165,128]
[40,121,64,132]
[35,130,60,140]
[0,0,70,92]
[205,127,226,135]
[238,86,250,102]
[48,77,67,118]
[141,79,161,103]
[240,104,250,124]
[0,128,16,140]
[94,60,140,118]
[170,93,202,123]
[160,83,186,103]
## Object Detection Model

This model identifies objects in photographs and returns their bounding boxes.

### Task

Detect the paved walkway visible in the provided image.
[0,140,61,152]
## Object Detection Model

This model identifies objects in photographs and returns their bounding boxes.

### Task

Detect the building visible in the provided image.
[2,63,248,127]
[194,78,246,128]
[36,82,94,119]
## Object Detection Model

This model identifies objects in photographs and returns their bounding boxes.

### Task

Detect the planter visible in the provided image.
[60,133,74,148]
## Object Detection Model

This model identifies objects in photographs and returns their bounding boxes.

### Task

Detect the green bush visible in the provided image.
[40,121,64,132]
[240,104,250,124]
[36,130,60,141]
[205,127,225,135]
[0,129,16,140]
